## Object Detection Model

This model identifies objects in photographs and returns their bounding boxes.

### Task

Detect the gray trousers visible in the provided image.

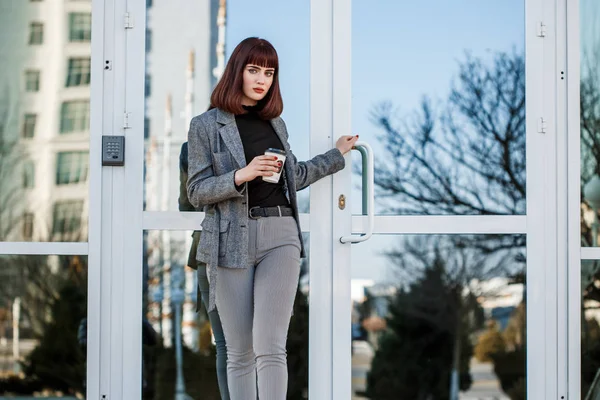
[216,216,301,400]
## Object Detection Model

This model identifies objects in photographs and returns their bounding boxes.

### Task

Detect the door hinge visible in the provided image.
[538,117,547,134]
[124,12,134,29]
[537,21,546,37]
[124,112,131,129]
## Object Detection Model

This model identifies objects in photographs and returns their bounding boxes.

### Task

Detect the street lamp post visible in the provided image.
[12,297,20,374]
[172,265,192,400]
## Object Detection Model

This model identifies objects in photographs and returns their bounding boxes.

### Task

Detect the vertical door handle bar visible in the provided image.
[340,141,374,244]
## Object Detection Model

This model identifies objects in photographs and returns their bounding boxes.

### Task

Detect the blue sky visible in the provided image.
[226,0,524,282]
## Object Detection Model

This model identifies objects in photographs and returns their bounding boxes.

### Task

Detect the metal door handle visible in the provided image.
[340,141,374,244]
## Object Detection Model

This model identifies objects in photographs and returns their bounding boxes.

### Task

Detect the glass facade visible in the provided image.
[0,255,88,398]
[0,0,591,397]
[0,0,91,243]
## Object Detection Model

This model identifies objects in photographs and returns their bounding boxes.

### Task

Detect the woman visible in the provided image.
[187,37,357,399]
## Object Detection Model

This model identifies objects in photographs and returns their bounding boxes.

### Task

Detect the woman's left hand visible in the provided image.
[336,135,359,155]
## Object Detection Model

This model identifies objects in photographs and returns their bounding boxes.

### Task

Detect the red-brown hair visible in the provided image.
[210,37,283,119]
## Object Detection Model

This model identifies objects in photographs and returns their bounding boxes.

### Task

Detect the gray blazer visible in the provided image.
[187,107,345,311]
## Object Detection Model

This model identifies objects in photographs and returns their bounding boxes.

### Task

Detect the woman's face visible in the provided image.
[241,64,275,106]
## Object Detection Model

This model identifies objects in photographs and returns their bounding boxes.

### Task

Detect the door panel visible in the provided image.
[333,0,552,399]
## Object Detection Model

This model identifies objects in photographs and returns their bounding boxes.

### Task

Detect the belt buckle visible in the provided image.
[249,206,261,220]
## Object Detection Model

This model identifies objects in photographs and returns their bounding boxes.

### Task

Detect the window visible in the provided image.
[23,160,35,188]
[69,13,91,42]
[22,213,34,240]
[56,151,89,185]
[25,70,40,92]
[52,200,84,240]
[144,117,150,139]
[145,74,151,97]
[29,22,44,44]
[66,58,91,87]
[22,114,37,138]
[145,29,152,52]
[60,100,89,133]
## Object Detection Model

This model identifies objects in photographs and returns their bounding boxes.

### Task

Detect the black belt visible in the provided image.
[248,206,293,219]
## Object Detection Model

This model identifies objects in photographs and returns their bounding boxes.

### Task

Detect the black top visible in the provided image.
[235,106,290,208]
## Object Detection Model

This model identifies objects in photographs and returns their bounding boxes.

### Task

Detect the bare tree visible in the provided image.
[0,86,26,241]
[370,50,525,217]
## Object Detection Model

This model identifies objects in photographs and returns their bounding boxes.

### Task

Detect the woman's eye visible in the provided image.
[248,69,257,74]
[266,72,273,77]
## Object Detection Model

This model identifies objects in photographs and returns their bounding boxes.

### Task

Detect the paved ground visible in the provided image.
[460,359,510,400]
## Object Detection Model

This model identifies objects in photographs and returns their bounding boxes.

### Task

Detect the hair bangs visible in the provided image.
[246,43,279,71]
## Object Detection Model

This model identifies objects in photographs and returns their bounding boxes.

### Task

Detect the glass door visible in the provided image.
[330,0,562,399]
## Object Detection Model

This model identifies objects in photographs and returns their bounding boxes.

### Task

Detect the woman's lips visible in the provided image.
[253,88,264,94]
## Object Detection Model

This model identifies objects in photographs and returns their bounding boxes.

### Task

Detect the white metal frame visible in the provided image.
[556,0,569,398]
[308,0,336,397]
[331,0,352,398]
[567,0,582,399]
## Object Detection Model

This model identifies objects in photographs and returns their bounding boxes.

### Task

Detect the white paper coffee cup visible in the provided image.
[263,148,286,184]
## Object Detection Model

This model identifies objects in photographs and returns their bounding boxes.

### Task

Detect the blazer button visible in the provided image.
[241,224,247,228]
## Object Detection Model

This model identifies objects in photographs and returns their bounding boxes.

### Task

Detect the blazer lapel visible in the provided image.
[270,117,295,192]
[216,109,247,168]
[270,118,289,152]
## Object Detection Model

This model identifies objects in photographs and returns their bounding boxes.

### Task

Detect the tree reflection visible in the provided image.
[581,8,600,396]
[365,50,528,399]
[0,255,87,397]
[371,50,525,216]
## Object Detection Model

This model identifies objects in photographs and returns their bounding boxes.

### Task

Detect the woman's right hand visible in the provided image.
[234,155,282,185]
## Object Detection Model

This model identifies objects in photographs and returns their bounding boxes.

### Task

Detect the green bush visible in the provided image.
[491,349,525,400]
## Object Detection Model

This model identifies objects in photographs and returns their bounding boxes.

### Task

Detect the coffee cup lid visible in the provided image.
[265,148,286,156]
